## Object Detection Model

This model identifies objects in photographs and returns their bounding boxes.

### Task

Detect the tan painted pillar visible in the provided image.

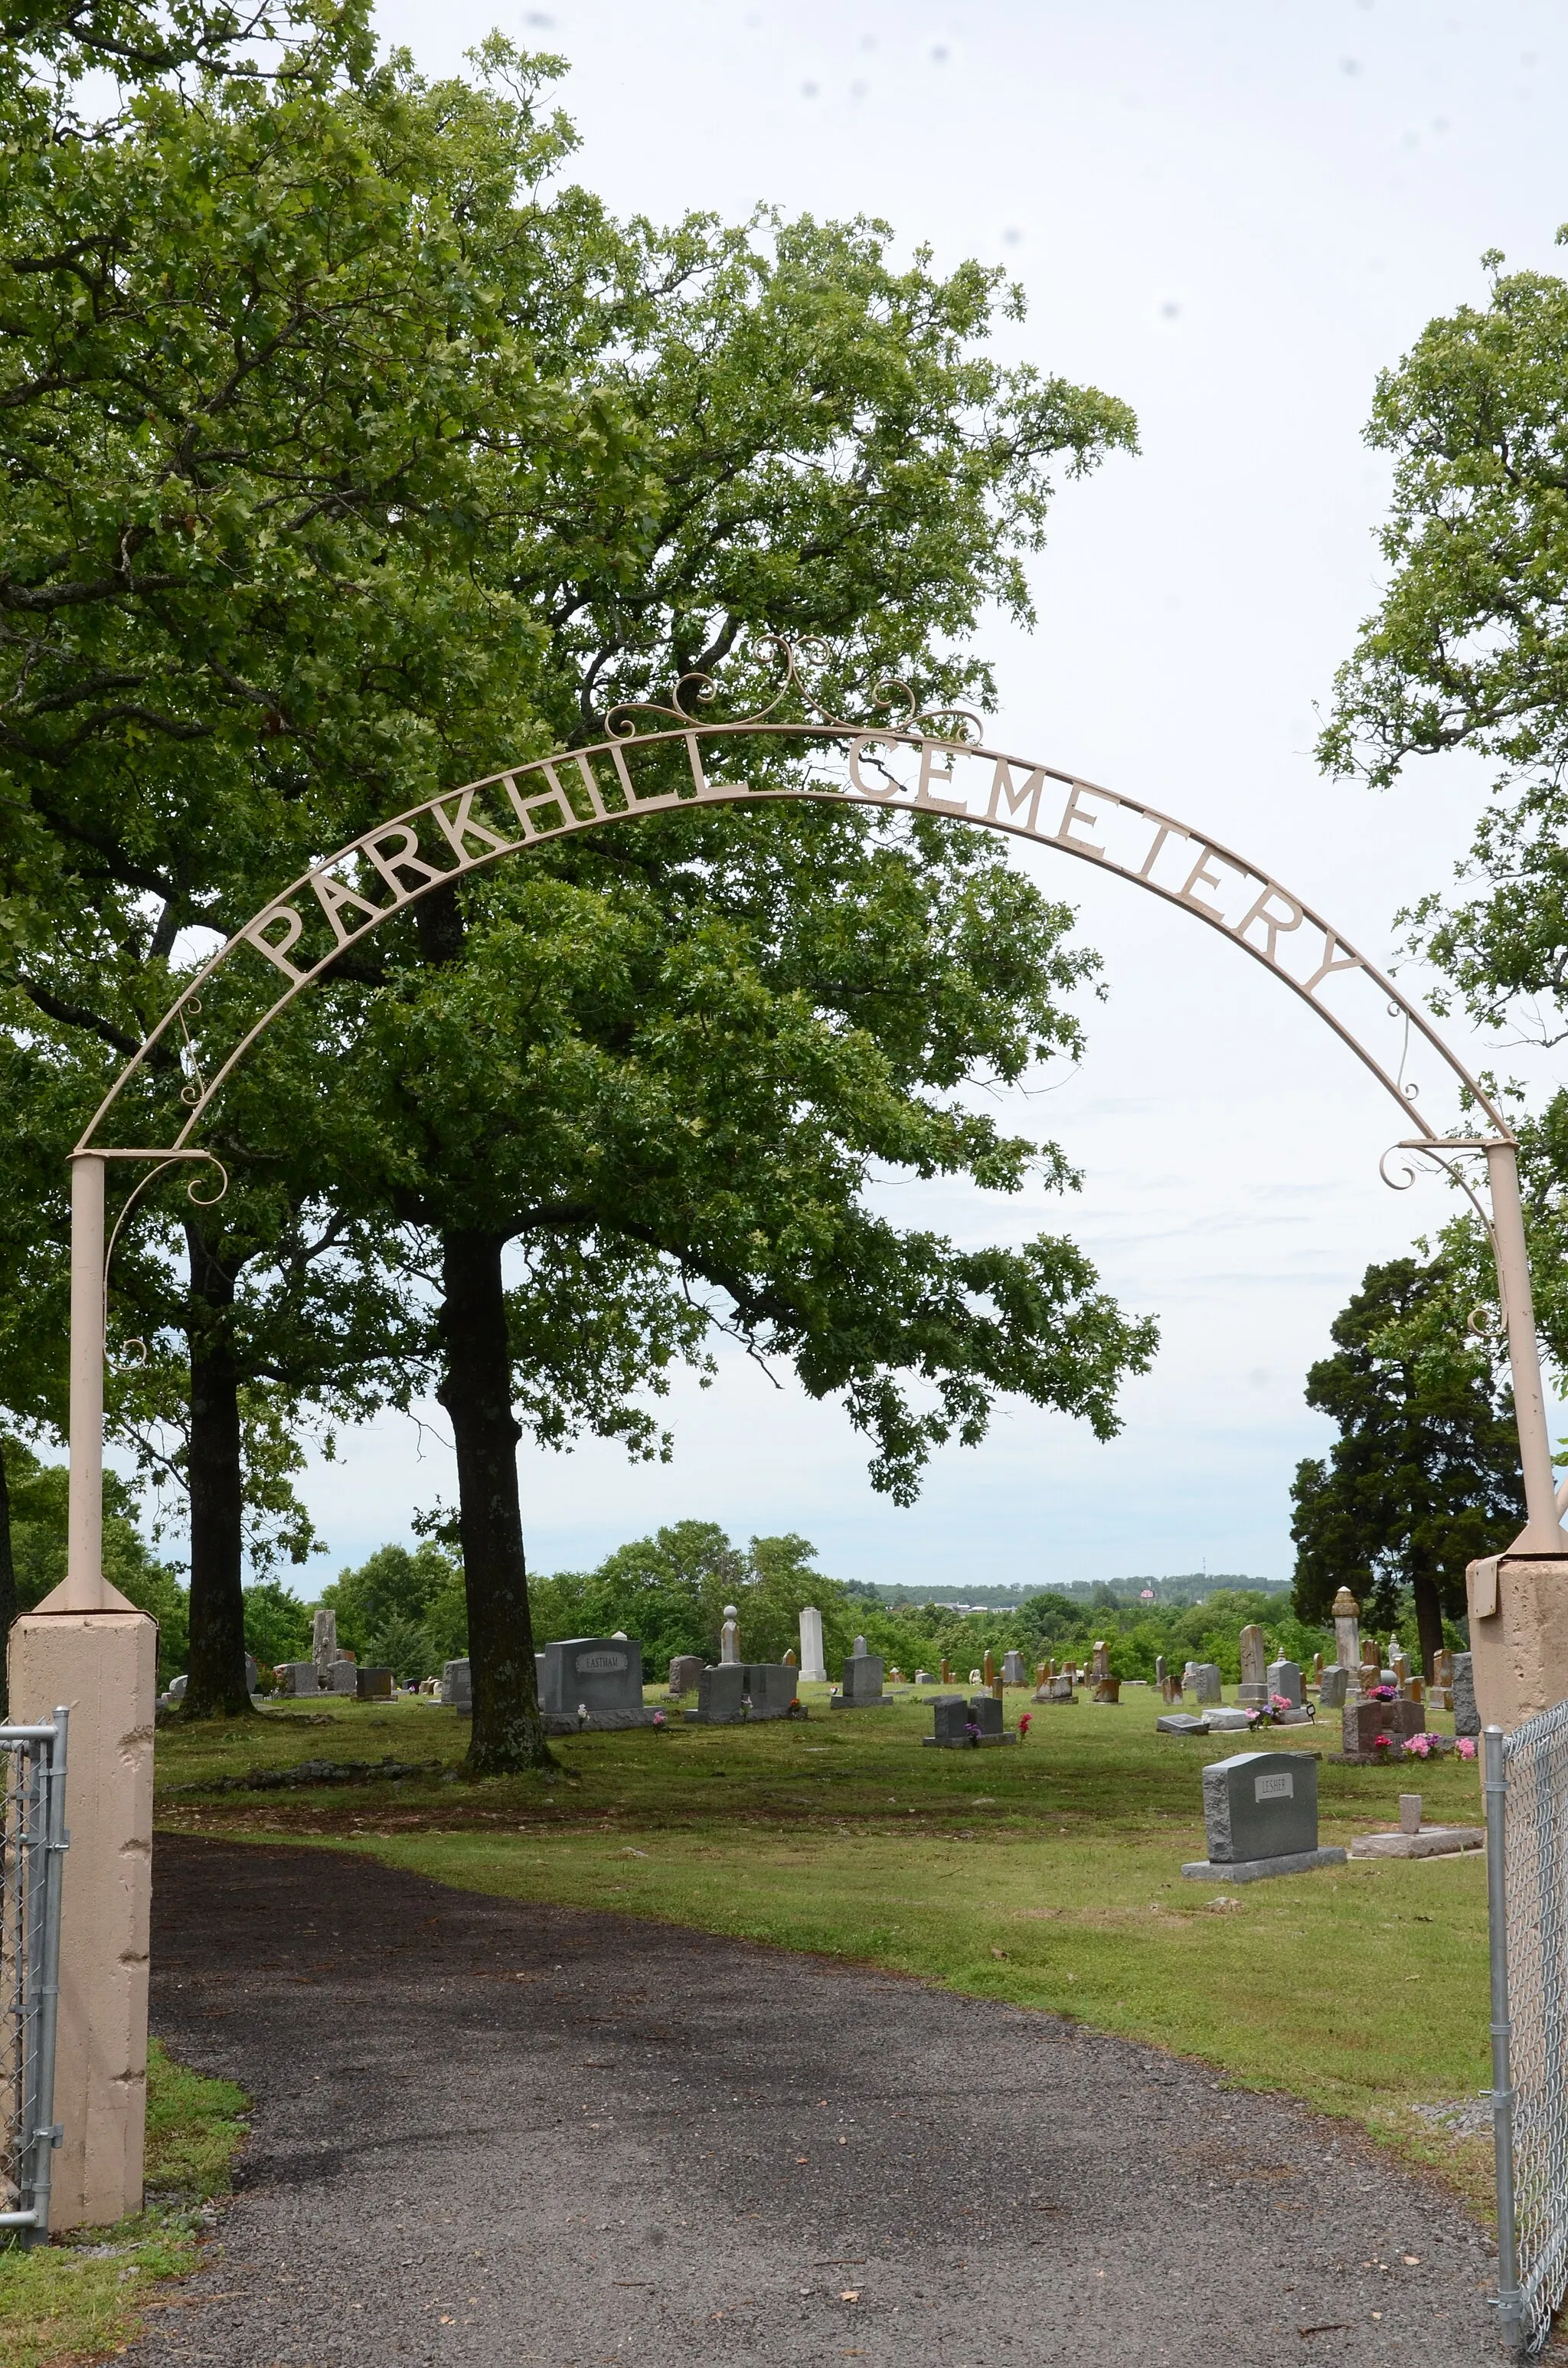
[7,1612,155,2229]
[1465,1554,1568,1732]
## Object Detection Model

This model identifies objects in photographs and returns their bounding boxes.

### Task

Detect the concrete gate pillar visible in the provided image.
[1465,1554,1568,1733]
[8,1610,156,2229]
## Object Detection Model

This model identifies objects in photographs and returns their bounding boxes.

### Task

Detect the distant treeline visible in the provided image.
[844,1572,1290,1613]
[243,1520,1456,1688]
[0,1456,1459,1694]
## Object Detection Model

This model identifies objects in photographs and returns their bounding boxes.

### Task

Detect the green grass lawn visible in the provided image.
[153,1682,1494,2206]
[0,2040,248,2368]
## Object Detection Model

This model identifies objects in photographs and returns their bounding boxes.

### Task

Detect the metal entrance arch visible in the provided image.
[46,662,1568,1612]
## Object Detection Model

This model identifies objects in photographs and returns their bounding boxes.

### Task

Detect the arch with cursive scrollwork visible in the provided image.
[52,675,1566,1615]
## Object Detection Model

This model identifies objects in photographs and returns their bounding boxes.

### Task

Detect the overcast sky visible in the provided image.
[271,0,1568,1595]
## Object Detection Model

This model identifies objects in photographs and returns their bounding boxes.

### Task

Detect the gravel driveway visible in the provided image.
[122,1834,1507,2366]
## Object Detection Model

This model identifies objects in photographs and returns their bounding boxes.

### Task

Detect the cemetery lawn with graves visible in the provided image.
[0,2040,248,2368]
[153,1684,1495,2211]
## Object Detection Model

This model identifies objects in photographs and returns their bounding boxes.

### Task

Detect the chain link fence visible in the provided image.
[0,1709,68,2246]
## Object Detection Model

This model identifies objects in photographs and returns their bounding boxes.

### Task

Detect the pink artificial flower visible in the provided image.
[1270,1693,1292,1711]
[652,1709,667,1729]
[1455,1737,1478,1761]
[1018,1713,1032,1741]
[1403,1733,1433,1758]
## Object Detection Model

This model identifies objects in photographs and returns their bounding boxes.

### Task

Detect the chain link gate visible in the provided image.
[1488,1706,1568,2353]
[0,1709,68,2245]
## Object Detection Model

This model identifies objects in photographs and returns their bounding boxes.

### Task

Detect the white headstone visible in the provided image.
[1331,1588,1364,1704]
[799,1605,828,1683]
[720,1606,741,1664]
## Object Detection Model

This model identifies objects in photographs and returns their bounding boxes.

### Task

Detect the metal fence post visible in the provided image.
[23,1707,69,2246]
[1486,1723,1527,2351]
[1,1713,68,2245]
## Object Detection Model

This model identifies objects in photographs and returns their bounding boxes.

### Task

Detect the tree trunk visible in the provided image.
[436,1228,550,1772]
[182,1225,253,1718]
[0,1436,15,1720]
[1411,1562,1444,1681]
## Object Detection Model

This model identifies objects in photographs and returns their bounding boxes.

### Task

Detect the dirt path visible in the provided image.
[123,1835,1504,2366]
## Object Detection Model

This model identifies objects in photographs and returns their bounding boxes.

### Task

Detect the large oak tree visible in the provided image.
[2,0,1158,1759]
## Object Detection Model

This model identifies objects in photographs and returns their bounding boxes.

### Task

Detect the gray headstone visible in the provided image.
[245,1653,261,1696]
[1204,1707,1252,1732]
[840,1651,885,1704]
[743,1663,797,1719]
[168,1673,188,1701]
[1237,1624,1269,1706]
[969,1693,1004,1738]
[312,1607,339,1670]
[441,1657,472,1710]
[1342,1696,1423,1756]
[540,1637,644,1717]
[1202,1750,1319,1863]
[667,1653,704,1696]
[276,1661,321,1697]
[931,1696,977,1745]
[696,1663,746,1722]
[1155,1655,1168,1683]
[1157,1712,1210,1736]
[1191,1663,1223,1705]
[1266,1658,1303,1709]
[1001,1650,1027,1687]
[1452,1652,1479,1738]
[323,1660,356,1696]
[1318,1663,1349,1709]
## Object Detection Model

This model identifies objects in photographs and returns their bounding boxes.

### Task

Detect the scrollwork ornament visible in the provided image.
[1379,1143,1419,1192]
[604,634,810,738]
[102,1151,230,1366]
[1387,1000,1419,1104]
[178,996,207,1107]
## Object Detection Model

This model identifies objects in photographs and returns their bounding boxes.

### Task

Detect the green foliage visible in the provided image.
[240,1578,313,1670]
[1289,1255,1521,1636]
[1319,244,1568,1048]
[318,1540,466,1680]
[4,1438,188,1681]
[517,1526,1321,1686]
[528,1520,858,1673]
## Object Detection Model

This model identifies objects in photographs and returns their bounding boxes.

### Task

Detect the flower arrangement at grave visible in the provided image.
[1370,1732,1398,1755]
[1455,1737,1478,1761]
[965,1716,982,1747]
[652,1709,668,1730]
[1018,1713,1032,1742]
[1367,1683,1398,1702]
[1245,1693,1315,1730]
[1402,1731,1456,1759]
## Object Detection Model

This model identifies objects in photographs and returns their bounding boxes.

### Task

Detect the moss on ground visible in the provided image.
[0,2039,247,2368]
[153,1683,1494,2206]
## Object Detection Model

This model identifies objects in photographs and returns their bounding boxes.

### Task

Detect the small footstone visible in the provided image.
[1348,1827,1485,1860]
[1157,1713,1209,1736]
